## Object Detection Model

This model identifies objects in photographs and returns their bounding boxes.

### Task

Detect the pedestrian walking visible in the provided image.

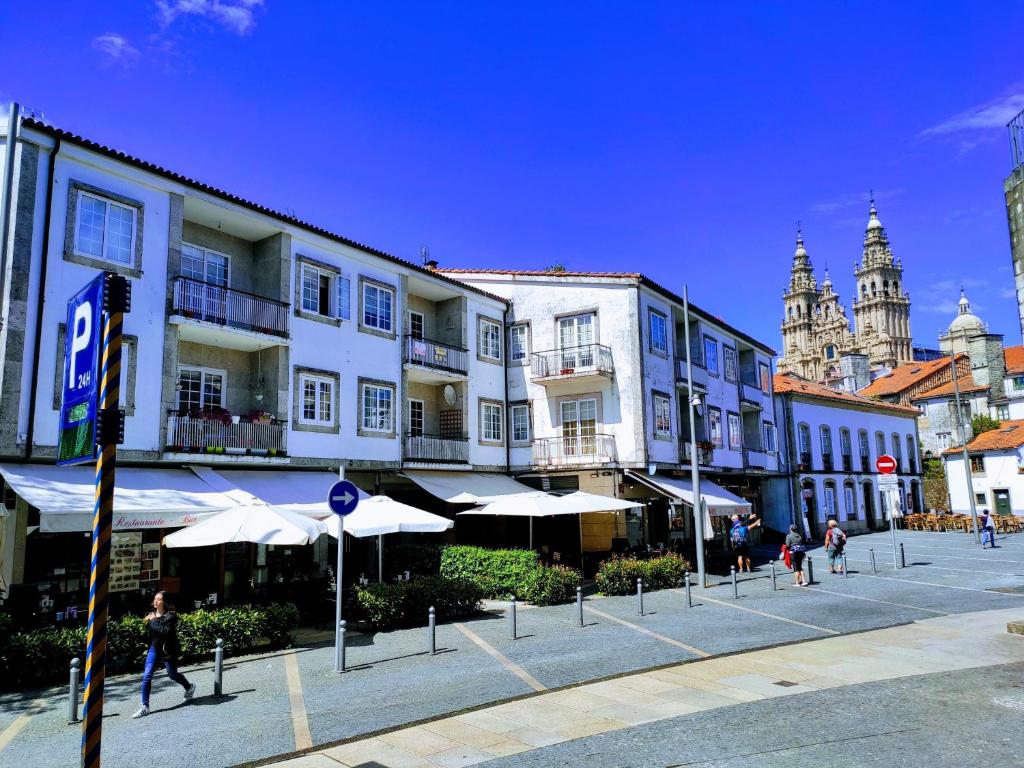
[730,514,755,573]
[785,524,807,586]
[980,509,997,549]
[132,591,196,718]
[825,520,846,575]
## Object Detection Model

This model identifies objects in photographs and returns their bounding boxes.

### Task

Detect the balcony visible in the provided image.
[682,441,715,467]
[798,451,811,471]
[675,358,709,391]
[403,335,469,384]
[531,345,614,387]
[739,382,764,408]
[743,447,769,470]
[170,277,289,351]
[165,412,287,460]
[533,434,616,468]
[403,433,469,465]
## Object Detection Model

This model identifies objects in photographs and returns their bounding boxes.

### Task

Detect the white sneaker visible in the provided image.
[131,706,150,719]
[183,683,196,701]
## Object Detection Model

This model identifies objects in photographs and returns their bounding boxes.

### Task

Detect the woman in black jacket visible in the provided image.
[132,591,196,718]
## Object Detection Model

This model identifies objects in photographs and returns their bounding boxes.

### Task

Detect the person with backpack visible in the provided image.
[980,509,997,549]
[825,519,846,574]
[731,514,753,573]
[785,524,807,586]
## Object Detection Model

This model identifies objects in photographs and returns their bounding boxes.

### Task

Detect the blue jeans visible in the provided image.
[141,644,190,706]
[982,527,996,548]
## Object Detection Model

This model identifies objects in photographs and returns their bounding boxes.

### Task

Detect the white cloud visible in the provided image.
[915,277,988,315]
[91,33,140,66]
[810,188,903,215]
[156,0,265,35]
[921,88,1024,138]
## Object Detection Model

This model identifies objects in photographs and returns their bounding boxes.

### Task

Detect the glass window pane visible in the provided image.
[302,266,319,313]
[76,195,106,257]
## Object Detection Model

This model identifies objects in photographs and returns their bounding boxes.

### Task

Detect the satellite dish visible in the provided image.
[443,384,457,405]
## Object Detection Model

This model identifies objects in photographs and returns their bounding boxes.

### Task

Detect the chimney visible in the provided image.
[425,258,439,271]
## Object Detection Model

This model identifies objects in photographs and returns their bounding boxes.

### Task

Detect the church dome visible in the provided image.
[867,203,883,230]
[947,290,985,334]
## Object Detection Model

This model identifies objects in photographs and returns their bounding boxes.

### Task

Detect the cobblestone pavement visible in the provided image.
[2,530,1023,768]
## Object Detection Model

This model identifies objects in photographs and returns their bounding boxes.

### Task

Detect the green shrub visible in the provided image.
[522,564,581,606]
[384,543,442,579]
[595,554,692,595]
[439,545,540,599]
[355,576,483,630]
[0,602,300,692]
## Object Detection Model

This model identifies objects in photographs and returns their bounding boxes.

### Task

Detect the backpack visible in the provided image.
[830,527,846,549]
[731,525,748,544]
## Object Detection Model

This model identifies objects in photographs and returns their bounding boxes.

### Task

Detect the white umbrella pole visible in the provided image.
[378,534,383,583]
[334,466,345,674]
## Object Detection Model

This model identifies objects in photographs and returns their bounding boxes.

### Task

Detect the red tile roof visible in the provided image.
[773,373,920,416]
[859,355,963,397]
[1005,345,1024,375]
[943,420,1024,455]
[911,377,988,401]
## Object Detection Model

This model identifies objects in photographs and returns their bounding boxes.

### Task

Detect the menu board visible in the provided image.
[110,532,142,592]
[140,543,161,585]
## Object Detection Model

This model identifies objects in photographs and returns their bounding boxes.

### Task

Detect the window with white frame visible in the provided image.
[758,361,771,392]
[408,399,424,437]
[844,484,856,519]
[479,318,502,360]
[511,403,531,442]
[703,335,719,374]
[654,393,672,436]
[798,423,811,455]
[301,263,338,318]
[408,311,425,339]
[481,401,503,443]
[840,428,852,458]
[708,407,723,447]
[875,431,886,457]
[177,367,225,412]
[649,311,668,355]
[337,275,351,320]
[723,346,738,383]
[937,432,952,450]
[75,191,136,266]
[997,404,1010,420]
[362,281,394,331]
[824,483,837,518]
[762,421,777,452]
[820,425,833,459]
[509,324,528,363]
[859,429,870,458]
[727,412,741,449]
[299,374,334,426]
[361,383,394,432]
[1014,375,1024,391]
[181,243,229,286]
[561,399,597,453]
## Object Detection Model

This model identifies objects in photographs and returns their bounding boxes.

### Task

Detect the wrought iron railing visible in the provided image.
[166,414,286,456]
[403,335,469,375]
[682,441,715,466]
[403,433,469,463]
[531,344,614,379]
[533,434,616,467]
[171,277,289,337]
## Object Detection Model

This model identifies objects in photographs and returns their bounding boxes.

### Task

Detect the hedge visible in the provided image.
[439,545,582,606]
[0,603,299,691]
[595,554,692,595]
[354,575,483,631]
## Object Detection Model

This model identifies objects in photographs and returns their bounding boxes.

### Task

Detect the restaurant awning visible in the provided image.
[625,471,752,517]
[203,468,370,517]
[400,470,538,504]
[0,464,238,533]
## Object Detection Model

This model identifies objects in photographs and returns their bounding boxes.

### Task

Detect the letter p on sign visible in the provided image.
[69,302,91,386]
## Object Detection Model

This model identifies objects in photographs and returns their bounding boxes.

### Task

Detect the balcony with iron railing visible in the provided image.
[861,455,871,473]
[403,433,469,464]
[403,335,469,381]
[799,451,812,471]
[743,447,769,469]
[533,433,616,467]
[531,344,614,384]
[170,277,289,347]
[682,440,715,467]
[165,411,287,458]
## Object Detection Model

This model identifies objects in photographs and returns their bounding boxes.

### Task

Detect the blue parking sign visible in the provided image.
[57,274,105,465]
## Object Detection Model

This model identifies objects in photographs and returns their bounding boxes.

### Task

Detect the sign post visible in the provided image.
[61,273,130,768]
[877,455,899,569]
[328,474,360,674]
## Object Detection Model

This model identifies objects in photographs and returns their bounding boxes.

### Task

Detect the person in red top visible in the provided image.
[825,520,846,574]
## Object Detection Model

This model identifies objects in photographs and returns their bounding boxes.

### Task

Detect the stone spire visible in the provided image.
[788,228,816,292]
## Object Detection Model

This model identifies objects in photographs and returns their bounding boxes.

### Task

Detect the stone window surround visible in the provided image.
[726,409,741,450]
[652,389,672,440]
[294,255,342,327]
[477,314,503,364]
[478,397,505,446]
[359,276,398,340]
[292,365,340,434]
[509,400,532,446]
[843,481,857,519]
[722,344,738,383]
[52,323,138,417]
[357,376,398,439]
[63,180,145,278]
[648,308,669,358]
[508,321,531,366]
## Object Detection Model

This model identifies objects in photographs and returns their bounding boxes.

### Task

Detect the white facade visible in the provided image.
[945,450,1024,516]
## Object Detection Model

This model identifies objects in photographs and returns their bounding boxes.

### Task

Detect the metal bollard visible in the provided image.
[67,658,80,724]
[684,571,692,607]
[842,554,849,579]
[806,556,814,585]
[576,587,584,627]
[900,542,906,568]
[636,578,644,616]
[509,599,517,640]
[731,566,738,599]
[428,606,436,655]
[213,638,224,695]
[339,620,347,672]
[869,548,877,573]
[770,559,777,591]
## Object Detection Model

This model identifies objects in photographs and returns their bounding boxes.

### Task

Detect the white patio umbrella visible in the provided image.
[459,491,619,550]
[323,495,453,582]
[163,501,328,547]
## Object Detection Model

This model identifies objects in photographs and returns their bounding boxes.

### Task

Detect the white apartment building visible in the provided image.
[772,373,923,538]
[943,420,1024,516]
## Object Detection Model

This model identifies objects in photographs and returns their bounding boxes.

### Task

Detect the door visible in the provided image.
[560,398,597,459]
[408,399,424,437]
[409,310,425,339]
[558,314,594,370]
[863,483,876,530]
[801,483,818,540]
[994,488,1012,517]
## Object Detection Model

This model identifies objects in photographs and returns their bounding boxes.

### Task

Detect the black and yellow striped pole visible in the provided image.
[80,273,129,768]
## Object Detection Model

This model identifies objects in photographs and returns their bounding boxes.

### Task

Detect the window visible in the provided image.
[798,423,811,455]
[727,412,741,449]
[408,311,425,339]
[481,401,503,443]
[970,455,984,474]
[723,346,738,383]
[408,399,424,437]
[558,313,595,367]
[181,244,229,286]
[840,428,852,457]
[859,429,870,458]
[1014,375,1024,391]
[337,275,351,320]
[759,362,771,392]
[820,426,832,458]
[907,435,916,468]
[301,263,339,318]
[509,324,529,363]
[361,383,393,433]
[997,404,1010,420]
[649,311,668,355]
[75,191,136,265]
[177,367,224,411]
[892,433,902,466]
[561,398,597,454]
[654,393,672,436]
[976,492,987,506]
[844,485,856,520]
[479,317,502,361]
[824,484,837,518]
[825,345,835,360]
[703,336,719,374]
[937,432,952,450]
[511,404,531,443]
[362,281,394,331]
[762,421,777,452]
[708,407,723,447]
[299,374,334,426]
[875,431,886,458]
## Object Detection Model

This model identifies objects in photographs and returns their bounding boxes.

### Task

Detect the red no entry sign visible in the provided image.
[876,454,897,474]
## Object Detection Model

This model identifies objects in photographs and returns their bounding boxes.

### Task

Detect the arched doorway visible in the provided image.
[863,481,877,530]
[801,479,819,540]
[910,480,922,514]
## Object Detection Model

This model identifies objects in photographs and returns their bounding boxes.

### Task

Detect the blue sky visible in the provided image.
[3,2,1024,350]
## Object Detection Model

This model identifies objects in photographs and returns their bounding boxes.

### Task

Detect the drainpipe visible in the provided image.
[0,102,21,323]
[24,136,60,459]
[503,304,511,474]
[783,393,800,530]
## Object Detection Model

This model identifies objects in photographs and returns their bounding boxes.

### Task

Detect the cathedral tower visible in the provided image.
[779,231,821,379]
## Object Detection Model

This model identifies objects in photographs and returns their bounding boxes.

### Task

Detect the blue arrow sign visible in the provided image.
[328,480,360,517]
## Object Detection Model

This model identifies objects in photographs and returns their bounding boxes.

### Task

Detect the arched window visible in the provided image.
[861,284,867,299]
[893,281,899,295]
[907,434,917,472]
[844,482,857,520]
[858,429,869,468]
[883,280,890,295]
[871,281,876,296]
[788,306,794,319]
[875,431,886,457]
[798,423,811,465]
[823,480,838,520]
[825,345,835,359]
[892,433,902,468]
[820,425,833,470]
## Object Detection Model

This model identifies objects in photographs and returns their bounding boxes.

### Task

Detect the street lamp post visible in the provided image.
[947,333,981,544]
[682,286,707,587]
